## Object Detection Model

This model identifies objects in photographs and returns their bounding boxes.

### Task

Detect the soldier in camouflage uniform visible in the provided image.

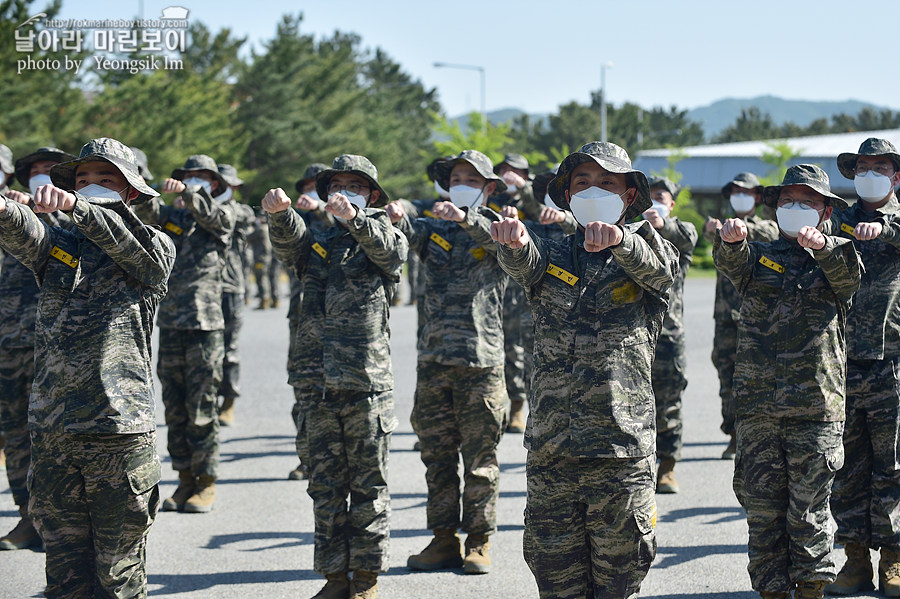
[287,162,332,481]
[824,139,900,596]
[216,164,256,427]
[249,212,274,308]
[491,141,676,599]
[644,177,698,494]
[0,138,175,598]
[715,164,860,599]
[0,146,10,475]
[0,146,75,551]
[137,154,235,514]
[703,173,779,459]
[265,154,405,599]
[129,147,154,184]
[385,150,508,576]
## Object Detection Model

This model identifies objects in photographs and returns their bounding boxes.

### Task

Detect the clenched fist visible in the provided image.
[583,222,623,252]
[33,184,76,213]
[490,217,530,249]
[262,188,292,213]
[719,218,747,243]
[432,201,465,223]
[162,178,186,194]
[325,193,358,221]
[796,226,826,250]
[385,201,406,224]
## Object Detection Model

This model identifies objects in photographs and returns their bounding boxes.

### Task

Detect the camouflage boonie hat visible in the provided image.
[721,172,763,198]
[294,162,327,193]
[315,154,390,208]
[0,144,13,178]
[837,138,900,180]
[763,164,849,209]
[129,147,153,180]
[532,164,560,202]
[649,176,681,201]
[432,150,508,197]
[218,164,243,187]
[50,138,158,203]
[549,141,650,220]
[172,154,229,195]
[426,156,453,183]
[493,152,531,177]
[15,146,76,188]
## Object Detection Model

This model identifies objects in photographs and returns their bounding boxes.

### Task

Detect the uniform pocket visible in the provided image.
[822,443,845,473]
[126,454,162,495]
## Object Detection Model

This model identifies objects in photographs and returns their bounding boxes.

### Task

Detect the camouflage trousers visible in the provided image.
[29,431,160,599]
[253,256,271,302]
[268,255,283,300]
[712,314,738,436]
[733,415,844,592]
[410,362,506,535]
[832,357,900,549]
[306,389,396,574]
[653,333,688,461]
[158,328,223,478]
[292,385,322,468]
[218,292,244,398]
[0,345,34,507]
[523,453,657,599]
[503,284,527,404]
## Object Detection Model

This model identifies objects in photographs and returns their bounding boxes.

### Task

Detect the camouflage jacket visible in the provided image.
[487,182,540,222]
[396,206,507,368]
[710,215,779,323]
[655,216,698,341]
[0,196,175,433]
[498,220,678,458]
[823,197,900,360]
[286,207,336,321]
[269,206,407,392]
[0,207,70,350]
[714,234,861,421]
[136,188,235,330]
[222,201,255,295]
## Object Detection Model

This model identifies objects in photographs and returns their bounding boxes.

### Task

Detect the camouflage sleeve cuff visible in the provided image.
[610,225,633,256]
[345,206,368,231]
[70,197,90,223]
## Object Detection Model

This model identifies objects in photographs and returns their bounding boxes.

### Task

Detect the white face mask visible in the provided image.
[644,200,670,220]
[330,190,368,224]
[214,186,233,203]
[307,189,320,202]
[28,174,52,195]
[183,177,212,194]
[433,180,450,199]
[855,171,894,202]
[776,203,822,237]
[505,183,518,195]
[730,192,756,215]
[568,186,625,227]
[544,192,561,211]
[78,183,126,201]
[448,185,484,209]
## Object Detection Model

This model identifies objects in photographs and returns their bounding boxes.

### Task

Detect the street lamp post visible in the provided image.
[434,61,486,133]
[600,61,614,143]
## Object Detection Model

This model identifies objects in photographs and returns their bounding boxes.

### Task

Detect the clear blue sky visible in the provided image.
[52,0,897,117]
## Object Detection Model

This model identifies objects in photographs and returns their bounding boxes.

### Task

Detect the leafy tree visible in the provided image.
[431,112,513,165]
[0,0,88,161]
[758,141,799,187]
[714,107,780,143]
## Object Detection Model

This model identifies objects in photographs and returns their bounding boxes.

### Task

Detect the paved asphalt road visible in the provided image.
[0,276,875,598]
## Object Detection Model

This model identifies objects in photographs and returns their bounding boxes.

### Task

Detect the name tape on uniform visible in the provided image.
[429,232,452,252]
[469,247,487,261]
[546,263,579,286]
[312,242,328,259]
[841,223,857,238]
[50,246,78,268]
[759,256,784,274]
[164,222,183,235]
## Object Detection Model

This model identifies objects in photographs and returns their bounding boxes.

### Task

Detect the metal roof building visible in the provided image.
[634,128,900,198]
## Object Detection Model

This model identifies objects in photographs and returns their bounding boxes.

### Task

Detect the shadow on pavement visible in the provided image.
[661,506,745,525]
[203,530,313,551]
[653,543,747,569]
[149,568,318,594]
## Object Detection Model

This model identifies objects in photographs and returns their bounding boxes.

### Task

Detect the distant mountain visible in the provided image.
[448,97,897,141]
[687,96,893,138]
[448,108,549,130]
